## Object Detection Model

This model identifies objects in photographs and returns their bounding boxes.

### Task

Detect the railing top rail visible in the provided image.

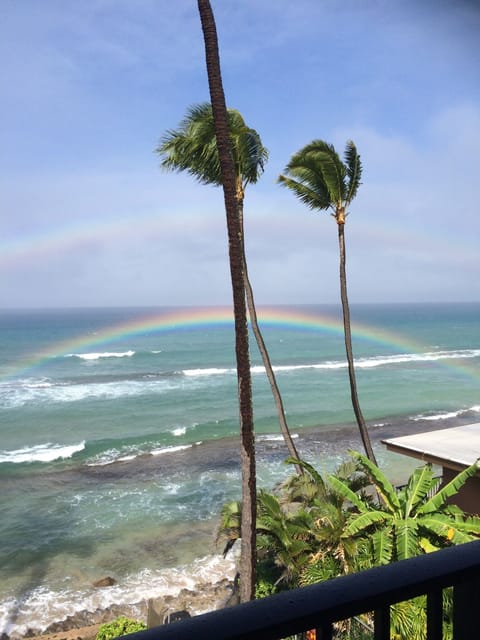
[126,540,480,640]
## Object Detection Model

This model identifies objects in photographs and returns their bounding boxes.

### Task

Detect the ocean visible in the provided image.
[0,303,479,636]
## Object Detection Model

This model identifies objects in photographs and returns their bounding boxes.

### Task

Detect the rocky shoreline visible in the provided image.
[3,419,467,640]
[3,578,237,640]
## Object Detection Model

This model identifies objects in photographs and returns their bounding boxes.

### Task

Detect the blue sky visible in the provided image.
[1,0,479,308]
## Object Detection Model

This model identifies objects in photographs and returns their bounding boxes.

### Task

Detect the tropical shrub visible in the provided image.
[330,451,480,565]
[96,616,147,640]
[218,452,480,638]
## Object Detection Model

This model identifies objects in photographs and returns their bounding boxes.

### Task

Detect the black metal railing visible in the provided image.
[127,540,480,640]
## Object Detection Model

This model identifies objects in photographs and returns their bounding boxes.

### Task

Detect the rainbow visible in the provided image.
[3,306,479,382]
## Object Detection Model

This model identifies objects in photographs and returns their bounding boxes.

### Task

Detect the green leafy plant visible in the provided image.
[96,616,147,640]
[332,452,480,564]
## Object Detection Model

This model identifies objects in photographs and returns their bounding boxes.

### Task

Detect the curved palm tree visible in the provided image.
[278,140,377,464]
[197,0,256,601]
[157,103,302,470]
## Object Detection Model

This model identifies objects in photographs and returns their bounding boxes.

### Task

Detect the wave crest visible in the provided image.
[65,351,135,361]
[0,441,86,464]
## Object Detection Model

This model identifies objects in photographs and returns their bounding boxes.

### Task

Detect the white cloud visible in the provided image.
[1,2,479,307]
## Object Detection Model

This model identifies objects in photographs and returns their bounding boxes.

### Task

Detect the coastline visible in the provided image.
[15,575,238,640]
[3,413,477,640]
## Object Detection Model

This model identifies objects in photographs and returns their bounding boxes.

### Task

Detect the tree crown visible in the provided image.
[278,139,362,217]
[157,102,268,190]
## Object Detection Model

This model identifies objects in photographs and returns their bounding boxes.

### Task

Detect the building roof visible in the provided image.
[382,422,480,473]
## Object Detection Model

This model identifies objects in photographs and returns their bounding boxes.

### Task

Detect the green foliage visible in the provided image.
[157,102,268,190]
[339,452,480,564]
[278,139,362,214]
[217,453,479,638]
[216,499,243,557]
[96,616,146,640]
[255,559,282,599]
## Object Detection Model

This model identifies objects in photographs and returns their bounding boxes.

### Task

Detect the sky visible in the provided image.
[1,0,479,308]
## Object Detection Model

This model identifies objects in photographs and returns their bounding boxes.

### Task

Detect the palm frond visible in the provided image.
[278,172,331,210]
[279,139,347,209]
[371,527,394,565]
[351,451,401,514]
[315,151,346,205]
[156,102,267,187]
[217,499,241,534]
[450,514,480,534]
[327,473,370,512]
[285,457,326,488]
[403,463,437,517]
[390,597,427,640]
[300,555,342,585]
[234,126,268,185]
[419,514,480,545]
[343,509,390,537]
[344,140,362,204]
[395,520,420,560]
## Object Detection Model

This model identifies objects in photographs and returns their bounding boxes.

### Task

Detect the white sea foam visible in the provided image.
[1,377,179,409]
[267,349,480,373]
[0,552,239,637]
[172,426,187,436]
[65,351,135,360]
[257,433,299,442]
[116,454,137,462]
[150,444,193,456]
[85,442,196,467]
[413,404,480,422]
[183,367,232,377]
[0,441,85,464]
[24,380,53,388]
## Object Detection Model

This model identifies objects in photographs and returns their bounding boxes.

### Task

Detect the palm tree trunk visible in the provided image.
[197,0,256,602]
[237,196,303,473]
[337,223,377,464]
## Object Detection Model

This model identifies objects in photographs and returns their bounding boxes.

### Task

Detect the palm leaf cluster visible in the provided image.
[158,102,303,472]
[278,140,361,218]
[218,456,372,591]
[158,103,268,191]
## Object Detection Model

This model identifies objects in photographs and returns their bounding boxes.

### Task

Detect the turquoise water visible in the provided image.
[0,303,479,635]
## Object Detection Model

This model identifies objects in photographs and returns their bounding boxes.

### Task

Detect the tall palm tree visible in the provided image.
[197,0,256,602]
[157,103,302,472]
[278,140,377,464]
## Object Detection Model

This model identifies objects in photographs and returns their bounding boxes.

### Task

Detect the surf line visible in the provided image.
[3,306,479,383]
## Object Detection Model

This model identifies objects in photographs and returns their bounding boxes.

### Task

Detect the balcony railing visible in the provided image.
[127,539,480,640]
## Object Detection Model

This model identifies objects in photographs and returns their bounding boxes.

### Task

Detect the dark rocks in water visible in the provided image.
[92,577,116,588]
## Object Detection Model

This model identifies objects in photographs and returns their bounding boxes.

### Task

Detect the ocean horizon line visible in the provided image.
[1,300,480,312]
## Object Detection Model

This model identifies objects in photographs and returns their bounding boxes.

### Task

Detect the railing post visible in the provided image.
[453,575,480,639]
[316,623,333,639]
[374,606,390,640]
[426,588,443,640]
